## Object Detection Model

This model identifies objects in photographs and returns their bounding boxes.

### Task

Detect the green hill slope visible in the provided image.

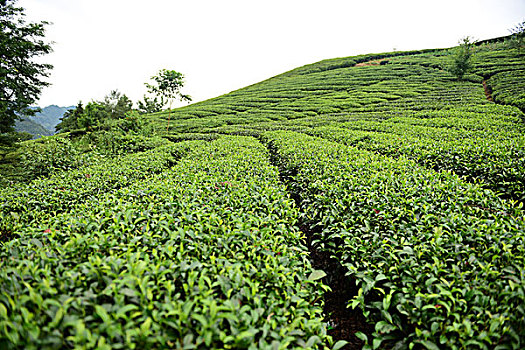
[14,117,53,138]
[148,44,524,131]
[1,40,525,349]
[29,105,75,133]
[149,42,525,202]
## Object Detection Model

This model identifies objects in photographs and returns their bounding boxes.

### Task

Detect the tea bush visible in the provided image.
[261,130,525,349]
[19,137,87,179]
[0,136,335,349]
[3,40,525,349]
[0,141,197,228]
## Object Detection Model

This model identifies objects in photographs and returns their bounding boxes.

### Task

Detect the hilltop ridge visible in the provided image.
[146,40,524,135]
[14,105,75,138]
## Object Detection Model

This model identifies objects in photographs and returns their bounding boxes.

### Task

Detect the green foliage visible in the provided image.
[262,130,525,349]
[1,142,188,224]
[145,69,192,104]
[145,69,191,132]
[55,100,106,132]
[448,37,475,80]
[486,69,525,111]
[2,38,525,349]
[297,106,525,202]
[78,101,107,130]
[109,110,142,133]
[0,132,31,186]
[19,137,87,179]
[0,137,332,349]
[91,133,171,155]
[102,89,133,119]
[0,131,32,146]
[469,47,525,110]
[56,91,134,133]
[137,94,166,114]
[0,0,52,133]
[507,20,525,52]
[55,102,84,133]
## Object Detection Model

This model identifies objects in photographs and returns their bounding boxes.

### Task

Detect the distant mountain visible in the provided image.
[12,105,74,139]
[29,105,75,133]
[14,118,53,139]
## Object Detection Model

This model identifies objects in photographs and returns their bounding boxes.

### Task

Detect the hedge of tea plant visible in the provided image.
[0,141,202,229]
[147,47,481,134]
[485,69,525,111]
[472,47,525,111]
[210,104,525,203]
[3,38,525,350]
[144,39,524,136]
[301,122,525,203]
[261,130,525,349]
[0,136,339,349]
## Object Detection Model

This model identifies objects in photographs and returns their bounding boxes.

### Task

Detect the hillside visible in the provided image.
[14,117,53,138]
[1,40,525,349]
[12,105,74,138]
[30,105,75,134]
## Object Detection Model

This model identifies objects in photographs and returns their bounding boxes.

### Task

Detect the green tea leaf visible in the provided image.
[140,317,152,333]
[0,303,7,319]
[308,269,327,281]
[372,338,382,350]
[30,238,43,248]
[95,305,110,324]
[355,331,368,342]
[418,340,440,350]
[333,340,349,350]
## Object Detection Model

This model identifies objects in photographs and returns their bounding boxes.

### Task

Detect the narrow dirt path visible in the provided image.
[305,230,374,349]
[482,80,494,102]
[262,138,374,350]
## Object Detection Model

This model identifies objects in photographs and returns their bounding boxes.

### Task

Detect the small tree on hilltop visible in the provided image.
[102,89,133,119]
[145,69,191,133]
[507,20,525,53]
[56,102,84,133]
[448,36,475,81]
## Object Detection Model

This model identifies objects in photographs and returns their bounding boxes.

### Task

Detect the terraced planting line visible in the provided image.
[474,49,525,114]
[295,124,525,205]
[261,130,525,349]
[0,135,348,349]
[261,135,373,350]
[0,141,202,234]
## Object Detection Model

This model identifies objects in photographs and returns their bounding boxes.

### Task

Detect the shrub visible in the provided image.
[20,137,86,179]
[448,37,475,80]
[92,132,171,155]
[507,20,525,52]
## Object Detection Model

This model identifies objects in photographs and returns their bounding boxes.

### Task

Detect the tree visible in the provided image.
[55,101,84,133]
[56,90,134,133]
[137,95,166,114]
[0,0,53,134]
[145,69,191,133]
[103,89,133,119]
[77,101,106,130]
[508,20,525,52]
[448,37,475,81]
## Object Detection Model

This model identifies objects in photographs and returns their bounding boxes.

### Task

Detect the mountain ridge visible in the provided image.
[14,104,74,137]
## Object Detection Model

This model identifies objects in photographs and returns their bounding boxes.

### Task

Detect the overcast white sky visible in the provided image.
[18,0,525,108]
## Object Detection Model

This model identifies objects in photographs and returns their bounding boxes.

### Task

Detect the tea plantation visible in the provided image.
[1,41,525,349]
